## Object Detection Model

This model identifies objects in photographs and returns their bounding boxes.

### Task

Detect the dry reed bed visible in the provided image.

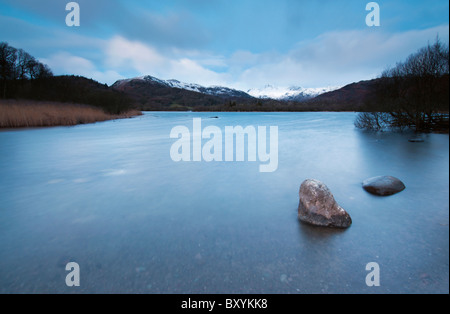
[0,100,141,128]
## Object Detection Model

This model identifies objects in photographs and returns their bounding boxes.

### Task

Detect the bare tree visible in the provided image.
[356,37,449,132]
[26,57,40,80]
[355,112,391,131]
[16,49,34,81]
[0,42,17,98]
[36,63,53,79]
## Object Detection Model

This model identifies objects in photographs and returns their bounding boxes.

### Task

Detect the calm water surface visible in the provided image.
[0,112,448,293]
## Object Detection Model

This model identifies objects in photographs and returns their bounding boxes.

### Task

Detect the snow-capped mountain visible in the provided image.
[113,75,339,102]
[247,85,340,101]
[113,75,253,99]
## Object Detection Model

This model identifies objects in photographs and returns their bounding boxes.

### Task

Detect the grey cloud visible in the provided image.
[113,10,211,50]
[0,14,104,56]
[232,25,450,89]
[2,0,211,49]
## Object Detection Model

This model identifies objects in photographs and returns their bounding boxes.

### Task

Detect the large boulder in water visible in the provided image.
[298,179,352,228]
[362,176,405,196]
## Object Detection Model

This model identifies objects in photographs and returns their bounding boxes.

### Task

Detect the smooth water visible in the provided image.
[0,112,448,294]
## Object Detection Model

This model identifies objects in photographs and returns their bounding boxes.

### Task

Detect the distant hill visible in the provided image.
[303,79,379,111]
[13,75,133,114]
[111,74,381,111]
[247,85,339,101]
[306,75,448,112]
[111,75,344,109]
[12,71,399,114]
[114,75,253,99]
[111,75,256,111]
[15,74,386,113]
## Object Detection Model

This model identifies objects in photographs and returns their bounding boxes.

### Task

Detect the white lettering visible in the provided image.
[65,262,80,287]
[366,262,381,286]
[366,2,380,27]
[65,2,80,27]
[169,119,279,173]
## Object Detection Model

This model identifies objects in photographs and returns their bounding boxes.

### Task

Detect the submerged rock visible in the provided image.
[362,176,405,196]
[298,179,352,228]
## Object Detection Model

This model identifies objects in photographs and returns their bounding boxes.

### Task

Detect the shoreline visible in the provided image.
[0,100,142,129]
[1,103,448,134]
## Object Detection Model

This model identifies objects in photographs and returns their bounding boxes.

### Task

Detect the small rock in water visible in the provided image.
[298,179,352,228]
[362,176,406,196]
[409,138,424,143]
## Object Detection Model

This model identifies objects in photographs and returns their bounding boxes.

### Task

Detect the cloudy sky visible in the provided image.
[0,0,448,90]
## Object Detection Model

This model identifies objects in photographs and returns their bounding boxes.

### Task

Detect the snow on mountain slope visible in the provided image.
[113,76,339,101]
[113,75,252,98]
[247,85,340,101]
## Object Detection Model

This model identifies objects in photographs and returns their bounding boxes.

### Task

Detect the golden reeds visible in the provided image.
[0,100,141,128]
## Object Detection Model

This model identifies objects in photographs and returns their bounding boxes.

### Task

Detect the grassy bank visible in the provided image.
[0,100,141,128]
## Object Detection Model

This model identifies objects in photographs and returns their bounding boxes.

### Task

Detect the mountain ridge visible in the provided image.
[112,75,337,102]
[113,75,253,99]
[247,85,340,101]
[111,74,385,112]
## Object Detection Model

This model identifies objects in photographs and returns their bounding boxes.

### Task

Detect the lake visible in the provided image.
[0,112,448,294]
